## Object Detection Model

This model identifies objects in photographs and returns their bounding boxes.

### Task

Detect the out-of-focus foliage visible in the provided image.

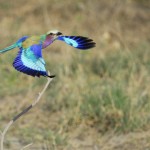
[0,0,150,149]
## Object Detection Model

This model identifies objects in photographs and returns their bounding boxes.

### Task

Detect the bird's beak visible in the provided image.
[54,32,62,40]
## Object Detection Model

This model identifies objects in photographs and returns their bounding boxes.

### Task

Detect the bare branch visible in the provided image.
[0,72,54,150]
[1,121,13,150]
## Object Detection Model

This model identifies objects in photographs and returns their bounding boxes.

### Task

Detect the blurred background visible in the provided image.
[0,0,150,149]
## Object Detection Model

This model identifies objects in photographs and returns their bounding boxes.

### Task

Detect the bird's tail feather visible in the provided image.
[0,43,17,53]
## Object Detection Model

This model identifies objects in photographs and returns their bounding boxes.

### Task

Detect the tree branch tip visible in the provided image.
[47,70,51,75]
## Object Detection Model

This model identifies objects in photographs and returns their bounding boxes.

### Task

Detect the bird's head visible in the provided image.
[46,30,62,40]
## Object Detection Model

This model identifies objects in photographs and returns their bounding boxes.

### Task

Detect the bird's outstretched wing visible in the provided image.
[57,36,96,50]
[13,44,50,77]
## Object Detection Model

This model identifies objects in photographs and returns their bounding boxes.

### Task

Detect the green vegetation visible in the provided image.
[0,0,150,149]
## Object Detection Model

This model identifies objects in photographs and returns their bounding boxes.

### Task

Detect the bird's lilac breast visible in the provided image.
[42,35,53,49]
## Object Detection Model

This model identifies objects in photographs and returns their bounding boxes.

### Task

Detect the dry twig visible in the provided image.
[0,71,54,150]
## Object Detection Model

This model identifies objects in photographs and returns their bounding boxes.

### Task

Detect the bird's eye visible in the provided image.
[57,32,62,36]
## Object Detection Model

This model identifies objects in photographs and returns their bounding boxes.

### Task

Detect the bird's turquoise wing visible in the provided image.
[57,36,96,50]
[13,44,48,77]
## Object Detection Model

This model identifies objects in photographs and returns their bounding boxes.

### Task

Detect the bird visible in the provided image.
[0,30,96,78]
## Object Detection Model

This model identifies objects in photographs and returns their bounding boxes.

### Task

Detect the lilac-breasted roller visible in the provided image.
[0,30,96,78]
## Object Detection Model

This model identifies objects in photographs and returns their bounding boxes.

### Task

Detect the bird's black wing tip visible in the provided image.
[47,74,56,78]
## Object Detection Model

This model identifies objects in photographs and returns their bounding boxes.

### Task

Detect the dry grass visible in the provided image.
[0,0,150,149]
